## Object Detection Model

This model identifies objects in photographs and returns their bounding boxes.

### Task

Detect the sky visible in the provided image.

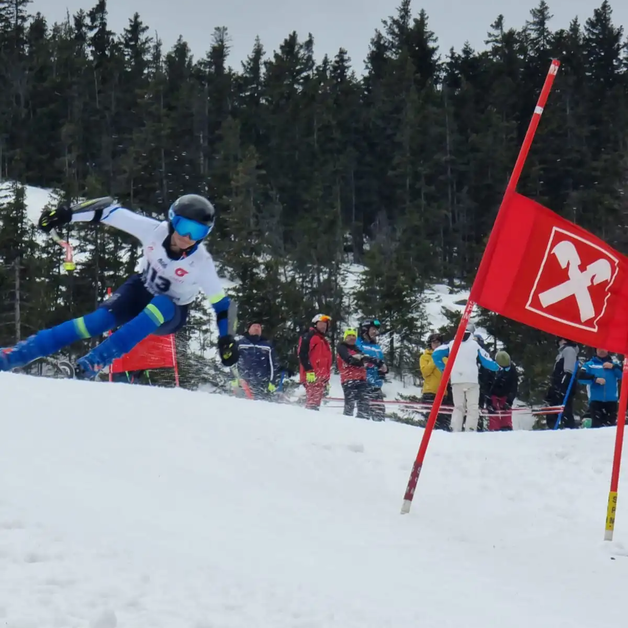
[34,0,628,71]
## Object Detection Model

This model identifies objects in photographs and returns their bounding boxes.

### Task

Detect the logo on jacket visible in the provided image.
[175,268,189,277]
[526,228,618,331]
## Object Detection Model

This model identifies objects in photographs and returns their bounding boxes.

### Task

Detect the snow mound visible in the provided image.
[1,373,627,626]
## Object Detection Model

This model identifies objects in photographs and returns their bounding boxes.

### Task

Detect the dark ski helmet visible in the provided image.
[360,319,381,336]
[168,194,216,241]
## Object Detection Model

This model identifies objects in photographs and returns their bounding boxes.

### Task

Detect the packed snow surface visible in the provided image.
[1,373,627,627]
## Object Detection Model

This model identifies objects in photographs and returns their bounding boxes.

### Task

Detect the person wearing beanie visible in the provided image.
[487,350,518,431]
[336,329,370,419]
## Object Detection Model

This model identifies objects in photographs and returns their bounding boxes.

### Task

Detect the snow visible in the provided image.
[1,373,627,627]
[0,180,56,223]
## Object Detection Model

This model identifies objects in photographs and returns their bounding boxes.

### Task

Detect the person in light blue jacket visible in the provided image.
[579,349,622,428]
[355,319,388,421]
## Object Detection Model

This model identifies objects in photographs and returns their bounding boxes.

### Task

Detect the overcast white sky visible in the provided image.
[34,0,627,71]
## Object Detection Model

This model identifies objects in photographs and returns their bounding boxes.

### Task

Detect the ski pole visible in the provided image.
[46,196,115,272]
[554,364,580,429]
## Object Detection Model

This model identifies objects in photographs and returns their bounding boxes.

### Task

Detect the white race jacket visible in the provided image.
[72,204,226,306]
[432,337,499,384]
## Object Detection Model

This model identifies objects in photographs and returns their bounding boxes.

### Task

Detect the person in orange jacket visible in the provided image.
[298,314,333,410]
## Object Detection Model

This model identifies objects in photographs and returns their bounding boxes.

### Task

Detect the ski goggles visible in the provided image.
[313,314,332,324]
[169,212,212,241]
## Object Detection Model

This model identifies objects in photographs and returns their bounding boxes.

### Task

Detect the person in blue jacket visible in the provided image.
[355,319,388,421]
[579,349,622,428]
[234,321,280,400]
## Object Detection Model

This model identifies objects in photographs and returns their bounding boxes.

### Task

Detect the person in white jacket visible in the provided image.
[432,324,500,432]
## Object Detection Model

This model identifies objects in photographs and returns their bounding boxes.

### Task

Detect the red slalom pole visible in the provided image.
[400,59,561,515]
[171,334,180,387]
[604,359,627,541]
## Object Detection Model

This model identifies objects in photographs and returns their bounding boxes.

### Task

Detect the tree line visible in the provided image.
[0,0,626,401]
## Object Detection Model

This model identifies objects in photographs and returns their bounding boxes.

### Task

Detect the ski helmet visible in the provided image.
[168,194,216,241]
[312,314,332,325]
[360,319,381,337]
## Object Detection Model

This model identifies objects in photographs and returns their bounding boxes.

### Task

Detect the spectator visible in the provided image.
[337,329,370,419]
[474,333,495,431]
[235,321,280,400]
[579,349,622,428]
[545,338,579,429]
[433,323,499,432]
[298,314,333,410]
[419,332,450,430]
[356,319,388,421]
[487,351,518,431]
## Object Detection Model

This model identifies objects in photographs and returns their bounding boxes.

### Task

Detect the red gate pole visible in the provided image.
[170,334,180,387]
[401,59,561,514]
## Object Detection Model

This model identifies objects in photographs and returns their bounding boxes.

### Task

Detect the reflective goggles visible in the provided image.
[315,315,332,324]
[170,213,212,241]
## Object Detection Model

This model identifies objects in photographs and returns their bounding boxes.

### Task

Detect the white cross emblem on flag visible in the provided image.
[526,228,619,332]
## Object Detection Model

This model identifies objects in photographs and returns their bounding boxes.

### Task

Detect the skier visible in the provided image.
[356,319,388,421]
[0,195,238,376]
[432,323,499,432]
[298,314,333,410]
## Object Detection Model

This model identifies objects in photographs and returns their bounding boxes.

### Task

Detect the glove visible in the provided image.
[230,378,239,389]
[306,371,317,383]
[268,383,277,393]
[218,335,238,367]
[325,382,331,395]
[38,203,73,233]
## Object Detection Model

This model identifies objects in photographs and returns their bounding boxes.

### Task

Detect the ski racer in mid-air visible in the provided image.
[0,194,238,376]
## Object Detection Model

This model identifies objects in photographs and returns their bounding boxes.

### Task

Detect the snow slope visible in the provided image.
[1,374,627,627]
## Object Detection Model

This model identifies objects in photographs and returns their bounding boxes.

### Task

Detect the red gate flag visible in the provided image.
[473,192,628,353]
[110,334,177,373]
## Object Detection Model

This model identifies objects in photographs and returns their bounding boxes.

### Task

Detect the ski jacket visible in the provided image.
[579,356,622,402]
[236,333,280,387]
[420,348,443,395]
[488,364,518,405]
[550,343,579,395]
[433,336,499,385]
[71,203,233,336]
[298,328,332,383]
[336,341,367,383]
[355,337,386,387]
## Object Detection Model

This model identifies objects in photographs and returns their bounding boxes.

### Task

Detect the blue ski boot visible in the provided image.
[76,339,125,379]
[0,336,44,371]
